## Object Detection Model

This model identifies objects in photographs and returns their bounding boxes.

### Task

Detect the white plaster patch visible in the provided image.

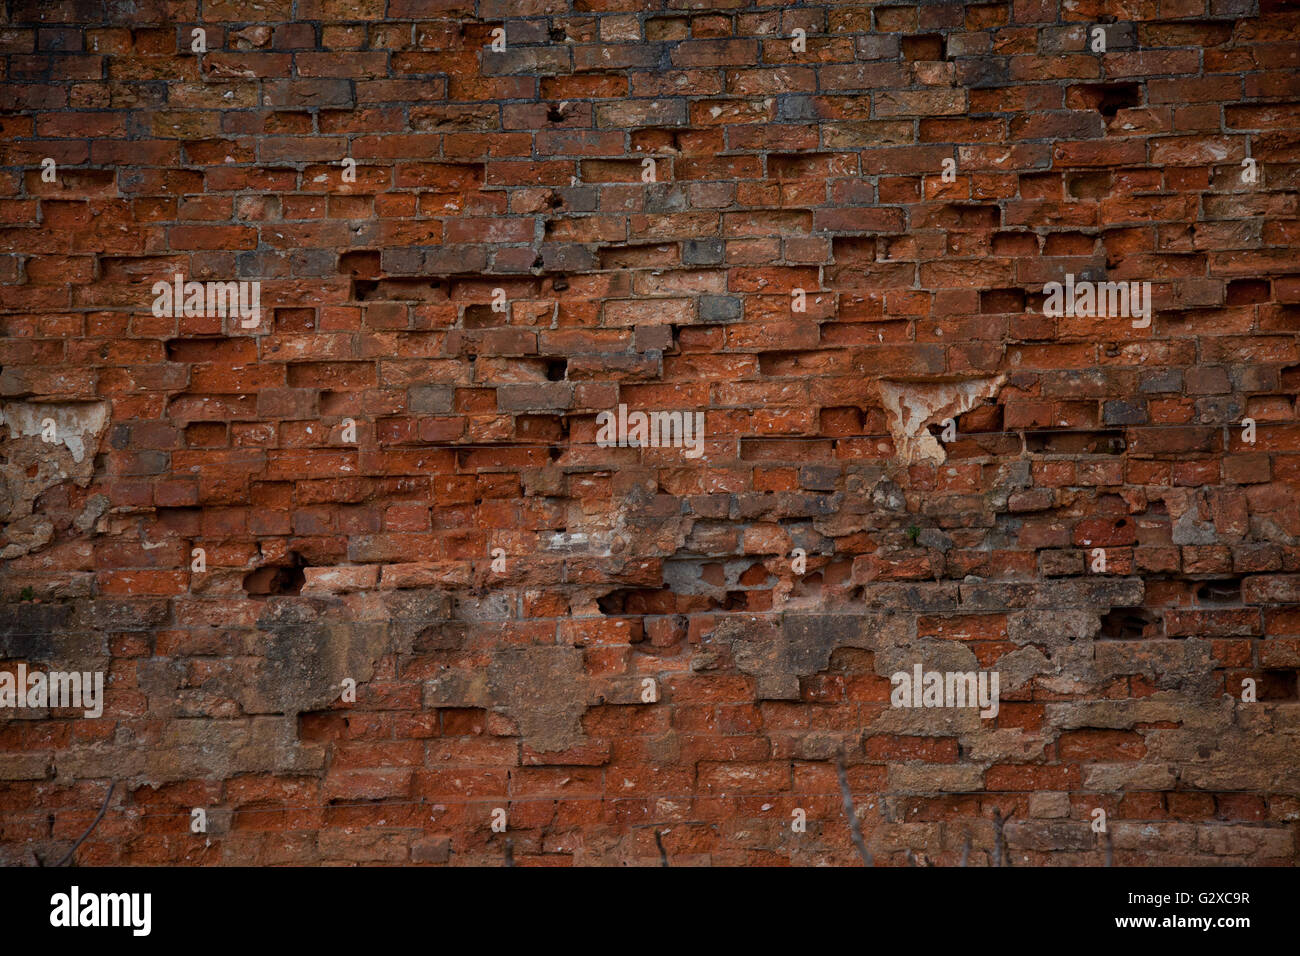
[876,376,1005,464]
[1,400,110,463]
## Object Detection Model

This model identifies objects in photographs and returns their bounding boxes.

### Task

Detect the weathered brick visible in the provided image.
[0,1,1295,872]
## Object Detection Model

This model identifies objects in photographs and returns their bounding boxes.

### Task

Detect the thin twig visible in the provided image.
[1104,828,1114,867]
[502,836,515,867]
[835,747,872,867]
[654,829,669,867]
[960,834,971,867]
[54,782,115,868]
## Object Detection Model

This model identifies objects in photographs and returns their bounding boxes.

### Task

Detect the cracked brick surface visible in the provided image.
[1,0,1299,865]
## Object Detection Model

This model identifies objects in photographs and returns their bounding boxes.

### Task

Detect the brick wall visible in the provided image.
[2,0,1299,865]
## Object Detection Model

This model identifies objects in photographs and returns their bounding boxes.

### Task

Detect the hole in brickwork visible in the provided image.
[980,288,1026,313]
[44,168,115,192]
[1099,607,1161,640]
[1193,578,1243,605]
[339,250,380,278]
[825,559,853,589]
[1257,670,1298,700]
[902,34,946,60]
[463,304,502,329]
[790,571,823,600]
[1226,279,1269,305]
[929,401,1002,441]
[299,710,348,742]
[1066,172,1111,200]
[828,646,874,673]
[1071,82,1142,117]
[669,130,695,152]
[545,359,568,381]
[243,551,307,597]
[1282,364,1300,392]
[441,708,489,735]
[875,6,913,31]
[320,391,351,416]
[597,587,675,615]
[1023,430,1125,455]
[352,278,446,302]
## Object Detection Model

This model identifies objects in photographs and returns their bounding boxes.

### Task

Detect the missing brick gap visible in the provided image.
[1257,671,1299,701]
[1080,82,1142,118]
[980,288,1026,313]
[1066,171,1111,201]
[901,34,946,61]
[1099,606,1160,640]
[597,587,673,616]
[1193,578,1243,606]
[339,250,380,278]
[1226,279,1269,305]
[723,591,748,611]
[243,551,307,597]
[1023,430,1126,455]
